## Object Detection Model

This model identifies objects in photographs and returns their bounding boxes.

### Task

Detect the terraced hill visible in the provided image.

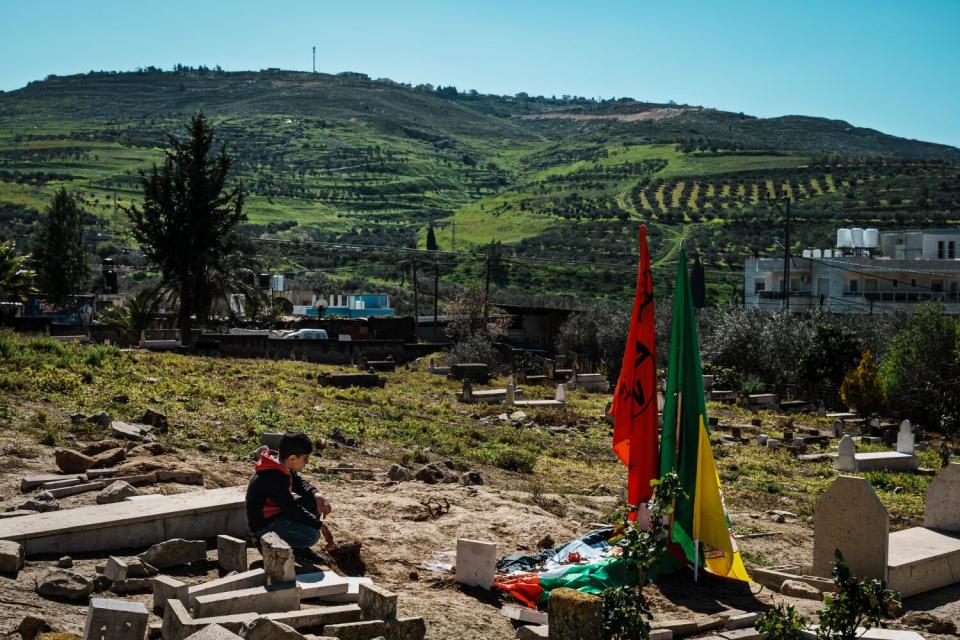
[1,69,958,303]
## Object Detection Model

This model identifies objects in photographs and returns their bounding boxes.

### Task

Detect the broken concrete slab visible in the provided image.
[111,421,153,441]
[501,605,548,626]
[45,481,108,499]
[719,629,761,640]
[651,620,698,637]
[192,584,301,618]
[97,481,139,504]
[296,571,351,599]
[83,597,149,640]
[104,556,129,582]
[21,474,85,492]
[455,538,496,589]
[140,539,207,569]
[162,599,256,640]
[238,618,304,640]
[265,605,362,629]
[0,539,25,574]
[358,583,397,622]
[516,625,549,640]
[748,567,835,593]
[186,569,268,609]
[321,620,387,640]
[0,487,246,556]
[311,576,372,603]
[724,613,759,630]
[217,535,248,574]
[153,575,188,612]
[260,532,295,584]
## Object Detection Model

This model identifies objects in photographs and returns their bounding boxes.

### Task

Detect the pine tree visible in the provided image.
[127,113,245,338]
[32,188,90,307]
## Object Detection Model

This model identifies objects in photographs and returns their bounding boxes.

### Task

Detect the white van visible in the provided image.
[281,329,329,340]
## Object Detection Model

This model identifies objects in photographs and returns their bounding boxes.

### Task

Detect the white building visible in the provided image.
[744,228,960,314]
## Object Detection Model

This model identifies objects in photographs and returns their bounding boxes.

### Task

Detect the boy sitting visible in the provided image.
[246,432,334,563]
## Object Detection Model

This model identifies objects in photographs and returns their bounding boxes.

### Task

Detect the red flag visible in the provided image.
[610,225,659,516]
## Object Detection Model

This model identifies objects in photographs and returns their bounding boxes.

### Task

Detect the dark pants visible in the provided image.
[255,495,321,550]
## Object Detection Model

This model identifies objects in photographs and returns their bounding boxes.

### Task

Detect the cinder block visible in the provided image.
[217,535,248,574]
[84,597,149,640]
[358,583,398,622]
[192,584,301,618]
[104,556,128,582]
[455,538,496,589]
[152,575,188,612]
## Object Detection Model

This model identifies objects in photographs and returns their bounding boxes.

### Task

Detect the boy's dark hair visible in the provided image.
[278,432,314,460]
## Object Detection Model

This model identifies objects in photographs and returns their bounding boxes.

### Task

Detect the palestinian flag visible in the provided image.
[610,224,660,514]
[660,243,750,582]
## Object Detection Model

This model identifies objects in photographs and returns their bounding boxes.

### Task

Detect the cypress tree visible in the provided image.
[426,225,438,251]
[32,188,90,307]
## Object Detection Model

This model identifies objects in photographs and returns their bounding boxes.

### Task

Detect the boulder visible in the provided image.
[88,411,112,427]
[16,615,49,640]
[462,471,484,486]
[57,556,73,568]
[80,440,123,456]
[139,539,206,569]
[91,447,127,469]
[0,540,25,574]
[902,611,957,635]
[96,480,139,504]
[414,461,459,484]
[20,498,61,512]
[37,570,94,601]
[780,579,822,600]
[387,464,413,482]
[54,448,96,474]
[140,409,169,433]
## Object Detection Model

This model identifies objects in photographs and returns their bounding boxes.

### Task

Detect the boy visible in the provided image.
[246,432,334,563]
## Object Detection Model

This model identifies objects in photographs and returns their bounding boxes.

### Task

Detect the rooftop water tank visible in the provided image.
[837,228,853,248]
[813,249,822,258]
[864,228,879,248]
[852,228,865,248]
[802,249,812,258]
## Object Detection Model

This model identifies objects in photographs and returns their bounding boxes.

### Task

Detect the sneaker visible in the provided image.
[294,547,325,565]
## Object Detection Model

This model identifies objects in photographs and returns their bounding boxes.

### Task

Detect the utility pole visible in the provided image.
[432,262,439,342]
[484,254,490,322]
[451,222,456,252]
[312,46,316,73]
[412,258,419,331]
[769,190,792,311]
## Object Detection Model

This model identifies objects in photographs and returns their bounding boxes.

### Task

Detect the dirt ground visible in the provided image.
[0,433,957,639]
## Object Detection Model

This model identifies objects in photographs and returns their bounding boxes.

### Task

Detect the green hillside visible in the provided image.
[1,68,958,305]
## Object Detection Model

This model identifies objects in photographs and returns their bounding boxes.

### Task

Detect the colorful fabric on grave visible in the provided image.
[610,224,660,515]
[659,243,750,583]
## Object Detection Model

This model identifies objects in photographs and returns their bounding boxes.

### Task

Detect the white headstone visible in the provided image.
[555,383,566,403]
[924,463,960,533]
[835,435,857,472]
[455,539,496,589]
[870,417,881,430]
[896,420,914,454]
[813,476,889,581]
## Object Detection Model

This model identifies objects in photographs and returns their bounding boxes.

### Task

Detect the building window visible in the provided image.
[950,241,956,259]
[892,279,898,287]
[865,278,878,292]
[754,279,766,293]
[849,280,859,294]
[938,241,945,259]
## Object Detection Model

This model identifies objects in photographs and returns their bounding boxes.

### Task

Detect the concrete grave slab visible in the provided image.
[517,625,549,639]
[260,532,295,584]
[358,583,397,621]
[192,584,301,618]
[924,463,960,533]
[265,604,362,629]
[162,599,256,640]
[813,476,889,581]
[217,535,247,574]
[21,473,84,492]
[297,570,351,599]
[456,539,496,589]
[312,576,372,603]
[153,575,188,612]
[83,597,149,640]
[0,487,246,556]
[187,569,267,609]
[501,605,549,626]
[887,526,960,598]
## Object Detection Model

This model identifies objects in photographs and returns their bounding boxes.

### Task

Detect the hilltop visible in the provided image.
[1,68,958,303]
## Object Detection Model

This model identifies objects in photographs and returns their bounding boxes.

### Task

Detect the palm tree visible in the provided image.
[0,240,35,302]
[98,285,165,345]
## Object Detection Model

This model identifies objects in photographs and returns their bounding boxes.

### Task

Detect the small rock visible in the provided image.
[776,514,786,524]
[240,618,305,639]
[387,464,413,482]
[40,433,56,446]
[130,442,165,456]
[88,411,112,427]
[111,577,154,594]
[780,579,822,600]
[97,480,139,504]
[537,534,555,550]
[54,448,96,474]
[69,413,87,425]
[461,471,484,486]
[197,442,212,453]
[139,538,206,569]
[20,499,61,512]
[110,421,149,441]
[80,440,123,456]
[415,461,459,484]
[902,611,957,635]
[16,615,49,640]
[140,409,169,433]
[0,540,25,574]
[112,394,130,404]
[57,556,73,568]
[35,490,57,502]
[37,570,94,601]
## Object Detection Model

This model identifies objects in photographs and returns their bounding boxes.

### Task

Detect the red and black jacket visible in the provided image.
[245,450,321,534]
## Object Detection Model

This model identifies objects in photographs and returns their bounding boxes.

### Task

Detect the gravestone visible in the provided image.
[832,420,844,439]
[813,476,888,581]
[455,539,496,589]
[259,533,294,584]
[555,383,566,403]
[897,420,915,455]
[924,463,960,533]
[766,439,779,451]
[835,435,857,472]
[818,403,827,418]
[505,382,516,406]
[460,380,473,403]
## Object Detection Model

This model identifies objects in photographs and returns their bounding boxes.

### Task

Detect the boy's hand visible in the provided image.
[321,523,335,549]
[314,493,332,516]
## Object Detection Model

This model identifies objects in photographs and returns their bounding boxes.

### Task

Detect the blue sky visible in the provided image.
[3,0,958,147]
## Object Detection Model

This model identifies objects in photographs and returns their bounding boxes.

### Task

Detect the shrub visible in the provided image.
[817,551,899,640]
[493,448,537,473]
[756,604,806,640]
[840,351,885,416]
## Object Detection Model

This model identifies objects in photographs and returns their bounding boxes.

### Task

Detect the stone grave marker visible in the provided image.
[455,539,496,589]
[83,597,149,640]
[924,463,960,533]
[832,420,844,439]
[835,435,857,472]
[896,420,914,455]
[813,476,888,581]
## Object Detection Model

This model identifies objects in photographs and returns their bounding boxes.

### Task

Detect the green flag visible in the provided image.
[660,243,750,582]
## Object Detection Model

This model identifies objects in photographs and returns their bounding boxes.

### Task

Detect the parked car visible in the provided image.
[281,329,329,340]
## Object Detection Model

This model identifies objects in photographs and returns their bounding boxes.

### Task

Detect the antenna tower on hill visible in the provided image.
[312,46,316,73]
